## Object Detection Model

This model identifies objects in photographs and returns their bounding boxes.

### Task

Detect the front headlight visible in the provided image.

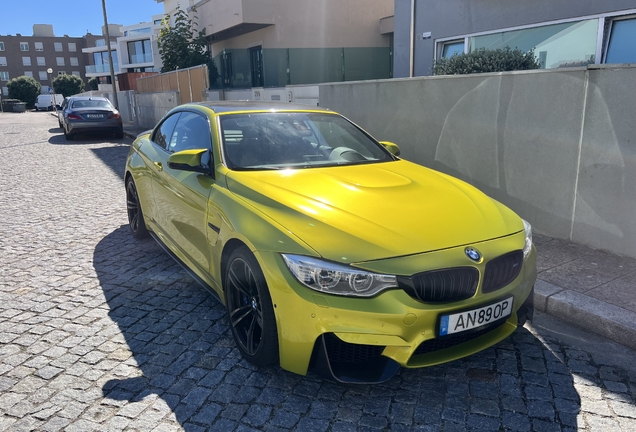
[282,254,397,297]
[522,219,533,260]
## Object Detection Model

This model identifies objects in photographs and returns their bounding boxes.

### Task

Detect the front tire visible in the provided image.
[225,247,279,366]
[126,177,148,239]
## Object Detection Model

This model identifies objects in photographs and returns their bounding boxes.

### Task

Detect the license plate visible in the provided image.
[439,297,513,336]
[86,114,103,119]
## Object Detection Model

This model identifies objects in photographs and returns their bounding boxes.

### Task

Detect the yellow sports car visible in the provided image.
[125,102,536,383]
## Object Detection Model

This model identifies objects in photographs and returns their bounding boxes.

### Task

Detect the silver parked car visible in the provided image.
[61,96,124,140]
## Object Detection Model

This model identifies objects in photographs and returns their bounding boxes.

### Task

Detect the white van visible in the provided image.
[35,94,64,111]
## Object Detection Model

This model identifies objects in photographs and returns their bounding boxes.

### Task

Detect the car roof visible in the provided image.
[189,101,330,114]
[69,96,110,101]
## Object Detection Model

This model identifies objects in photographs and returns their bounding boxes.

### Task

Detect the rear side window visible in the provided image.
[152,113,180,150]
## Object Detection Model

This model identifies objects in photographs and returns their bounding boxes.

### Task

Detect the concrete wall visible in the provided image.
[135,91,180,129]
[319,65,636,258]
[394,0,636,77]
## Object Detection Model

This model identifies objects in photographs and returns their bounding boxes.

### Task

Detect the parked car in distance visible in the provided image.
[57,98,69,128]
[35,94,64,111]
[60,96,123,140]
[124,101,537,384]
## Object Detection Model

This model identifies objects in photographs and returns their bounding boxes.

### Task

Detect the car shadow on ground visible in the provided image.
[93,226,589,430]
[48,132,128,146]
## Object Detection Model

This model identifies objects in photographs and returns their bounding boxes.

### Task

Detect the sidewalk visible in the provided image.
[121,122,636,351]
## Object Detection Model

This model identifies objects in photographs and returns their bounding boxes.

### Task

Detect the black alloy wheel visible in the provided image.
[225,247,278,366]
[126,177,148,239]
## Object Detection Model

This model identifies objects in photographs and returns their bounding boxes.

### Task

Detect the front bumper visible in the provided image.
[255,230,537,383]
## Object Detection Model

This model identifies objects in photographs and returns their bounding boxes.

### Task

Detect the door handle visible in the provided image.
[154,162,163,172]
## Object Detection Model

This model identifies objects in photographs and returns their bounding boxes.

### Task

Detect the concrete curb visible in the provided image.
[535,279,636,351]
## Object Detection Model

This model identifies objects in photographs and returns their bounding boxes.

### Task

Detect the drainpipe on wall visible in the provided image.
[409,0,415,77]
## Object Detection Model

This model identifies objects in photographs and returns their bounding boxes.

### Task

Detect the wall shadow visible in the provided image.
[93,226,591,430]
[90,145,131,182]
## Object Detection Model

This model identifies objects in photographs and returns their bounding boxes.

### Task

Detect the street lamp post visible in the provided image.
[102,0,119,110]
[47,68,54,111]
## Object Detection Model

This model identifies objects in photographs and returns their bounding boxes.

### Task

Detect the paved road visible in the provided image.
[0,111,635,431]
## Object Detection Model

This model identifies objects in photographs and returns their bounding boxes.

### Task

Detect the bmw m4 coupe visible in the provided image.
[124,102,537,383]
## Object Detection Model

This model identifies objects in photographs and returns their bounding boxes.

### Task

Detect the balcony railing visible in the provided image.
[128,54,153,64]
[85,64,119,74]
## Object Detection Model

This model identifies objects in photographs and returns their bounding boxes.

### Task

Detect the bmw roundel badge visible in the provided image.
[465,247,482,262]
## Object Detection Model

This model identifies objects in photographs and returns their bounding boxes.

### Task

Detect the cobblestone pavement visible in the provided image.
[1,112,635,431]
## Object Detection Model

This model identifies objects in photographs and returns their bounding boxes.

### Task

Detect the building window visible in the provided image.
[56,57,65,66]
[35,42,44,51]
[470,19,598,68]
[58,71,66,75]
[70,57,79,66]
[72,71,80,77]
[54,42,63,52]
[0,56,6,66]
[37,57,46,66]
[39,71,48,80]
[20,42,29,51]
[441,41,465,58]
[95,39,106,47]
[68,42,77,52]
[24,71,33,77]
[22,57,31,66]
[436,18,599,69]
[0,42,4,51]
[2,87,8,95]
[154,19,163,25]
[127,39,152,63]
[0,71,9,81]
[605,17,636,64]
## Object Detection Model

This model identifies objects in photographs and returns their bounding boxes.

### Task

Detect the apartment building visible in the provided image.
[83,18,164,88]
[0,25,112,96]
[156,0,394,88]
[394,0,636,77]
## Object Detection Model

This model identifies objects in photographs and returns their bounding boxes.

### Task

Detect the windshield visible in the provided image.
[71,99,114,109]
[220,112,394,170]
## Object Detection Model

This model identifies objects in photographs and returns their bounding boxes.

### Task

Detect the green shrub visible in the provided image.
[88,77,99,91]
[433,47,541,75]
[53,74,85,97]
[7,76,42,107]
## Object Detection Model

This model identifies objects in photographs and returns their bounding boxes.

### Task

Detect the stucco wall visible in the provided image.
[319,65,636,258]
[135,91,181,130]
[206,0,393,52]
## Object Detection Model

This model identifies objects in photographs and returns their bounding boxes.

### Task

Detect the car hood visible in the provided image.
[226,160,523,263]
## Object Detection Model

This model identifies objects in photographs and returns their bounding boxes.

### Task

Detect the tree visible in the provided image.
[433,47,541,75]
[53,74,85,97]
[88,77,99,91]
[7,76,41,107]
[158,5,219,82]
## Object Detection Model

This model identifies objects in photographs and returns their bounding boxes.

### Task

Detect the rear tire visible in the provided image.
[115,129,124,140]
[224,247,279,366]
[126,177,149,239]
[64,129,74,141]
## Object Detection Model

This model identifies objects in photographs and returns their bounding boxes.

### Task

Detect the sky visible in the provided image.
[0,0,165,37]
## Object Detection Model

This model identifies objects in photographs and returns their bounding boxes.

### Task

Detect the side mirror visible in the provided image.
[379,141,401,157]
[167,149,211,174]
